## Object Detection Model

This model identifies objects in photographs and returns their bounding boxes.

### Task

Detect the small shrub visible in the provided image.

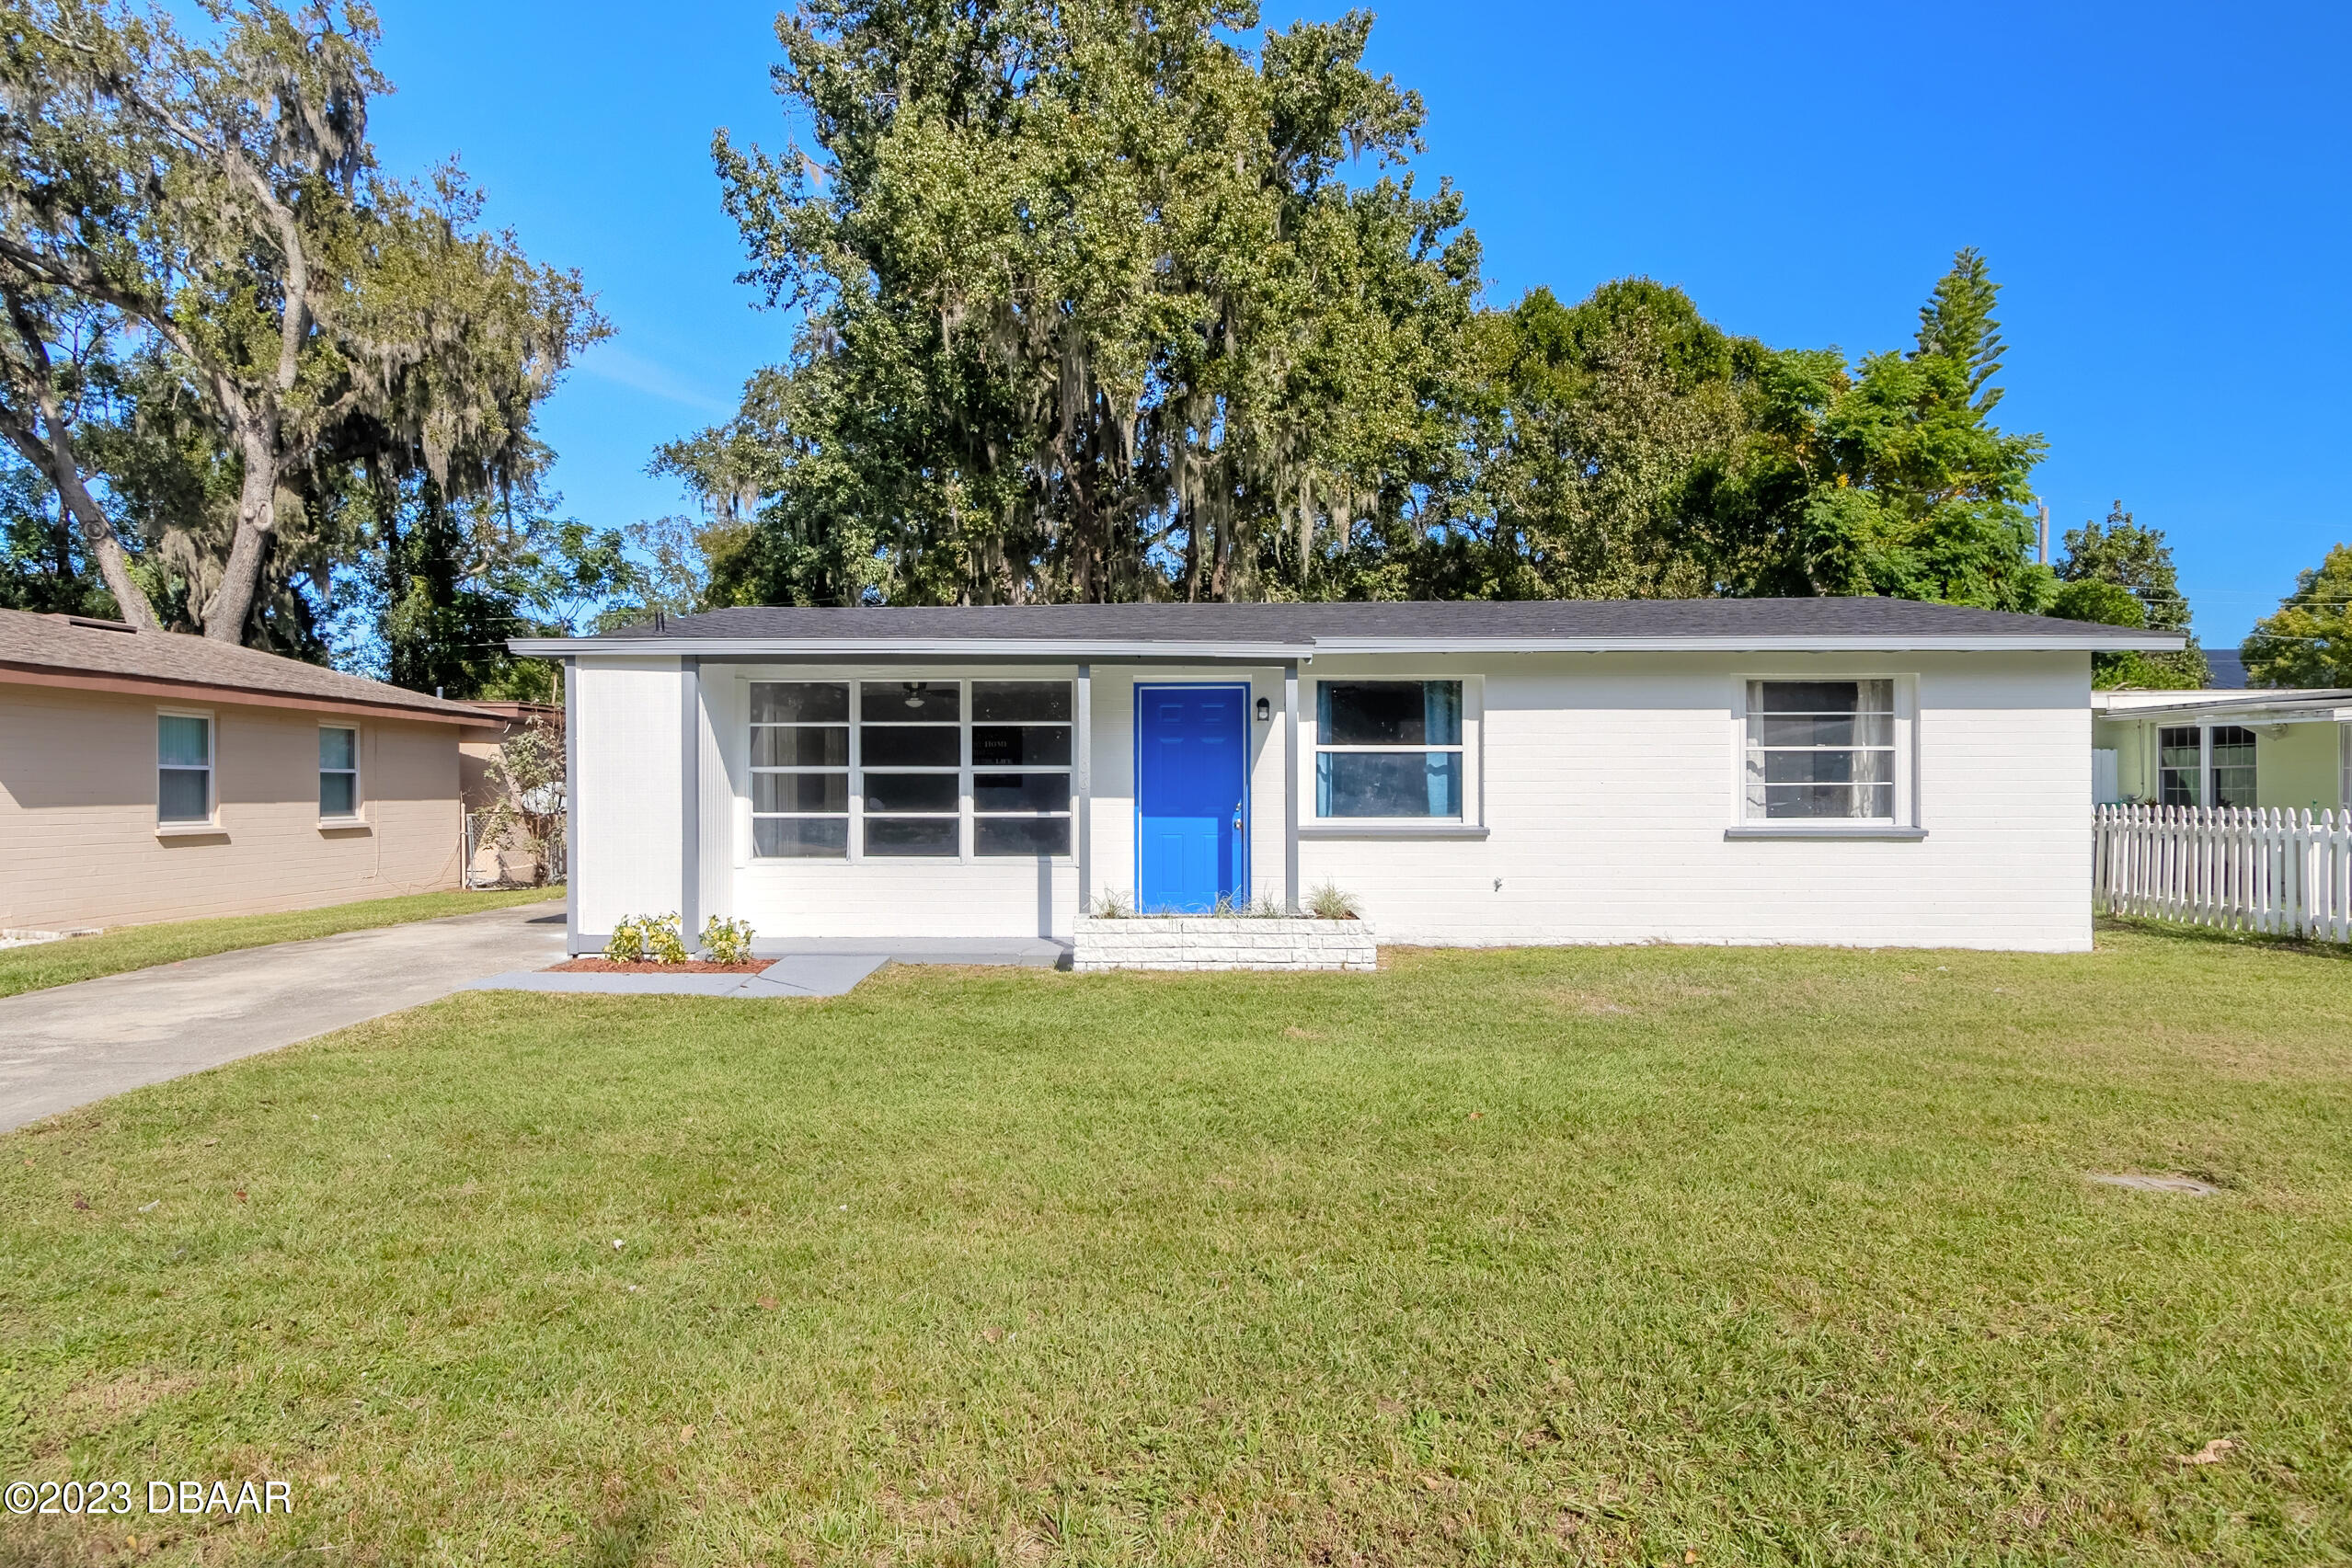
[701,915,756,964]
[642,912,689,965]
[603,917,647,963]
[1305,881,1361,921]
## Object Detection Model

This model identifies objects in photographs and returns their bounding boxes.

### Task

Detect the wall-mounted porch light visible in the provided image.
[1255,696,1271,723]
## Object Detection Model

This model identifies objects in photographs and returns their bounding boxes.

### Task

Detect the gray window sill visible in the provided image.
[155,821,226,839]
[1724,824,1928,841]
[1298,823,1491,840]
[318,818,372,833]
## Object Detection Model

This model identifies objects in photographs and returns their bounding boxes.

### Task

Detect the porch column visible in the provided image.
[1284,659,1301,911]
[680,657,701,938]
[563,656,579,954]
[1075,662,1093,917]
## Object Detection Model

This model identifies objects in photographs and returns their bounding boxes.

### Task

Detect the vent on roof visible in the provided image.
[52,613,138,635]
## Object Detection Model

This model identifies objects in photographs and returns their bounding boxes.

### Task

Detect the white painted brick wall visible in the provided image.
[568,648,2096,953]
[1073,916,1376,971]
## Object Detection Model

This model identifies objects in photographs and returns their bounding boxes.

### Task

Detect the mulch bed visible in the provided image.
[550,958,769,975]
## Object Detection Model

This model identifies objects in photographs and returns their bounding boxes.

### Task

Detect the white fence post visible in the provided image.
[2092,803,2348,944]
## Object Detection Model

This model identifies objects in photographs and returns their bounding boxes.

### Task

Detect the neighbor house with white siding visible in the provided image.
[512,599,2180,956]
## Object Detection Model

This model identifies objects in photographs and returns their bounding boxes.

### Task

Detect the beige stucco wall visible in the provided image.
[0,683,465,931]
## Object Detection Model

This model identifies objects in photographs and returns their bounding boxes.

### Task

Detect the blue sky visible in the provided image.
[367,0,2350,647]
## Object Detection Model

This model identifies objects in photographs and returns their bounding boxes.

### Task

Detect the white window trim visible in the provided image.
[1727,673,1923,841]
[155,705,217,833]
[1300,673,1483,831]
[743,673,1078,865]
[2157,721,2257,810]
[318,723,364,826]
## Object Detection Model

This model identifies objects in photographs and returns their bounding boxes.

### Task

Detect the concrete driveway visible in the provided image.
[0,900,566,1132]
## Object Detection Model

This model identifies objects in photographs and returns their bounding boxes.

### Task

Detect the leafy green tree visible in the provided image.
[1430,280,1765,601]
[678,0,1477,605]
[1726,249,2051,611]
[2054,499,2208,687]
[2243,544,2352,687]
[0,0,603,643]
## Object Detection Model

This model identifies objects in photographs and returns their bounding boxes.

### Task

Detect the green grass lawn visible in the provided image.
[3,924,2347,1565]
[0,887,563,1000]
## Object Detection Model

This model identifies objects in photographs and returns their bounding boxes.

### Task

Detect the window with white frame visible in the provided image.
[970,680,1073,855]
[1743,680,1895,820]
[2158,725,2200,807]
[1314,681,1463,818]
[319,726,360,818]
[2210,725,2257,807]
[860,680,961,856]
[747,679,1074,860]
[157,713,212,824]
[750,681,851,857]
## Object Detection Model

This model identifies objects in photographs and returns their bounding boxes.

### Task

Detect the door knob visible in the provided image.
[1232,807,1244,830]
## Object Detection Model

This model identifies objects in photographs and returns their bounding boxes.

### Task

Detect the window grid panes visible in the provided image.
[1314,681,1464,818]
[748,679,1075,861]
[970,680,1073,856]
[2210,725,2256,808]
[157,713,212,824]
[1744,680,1896,821]
[319,727,359,818]
[2158,725,2201,807]
[750,681,851,858]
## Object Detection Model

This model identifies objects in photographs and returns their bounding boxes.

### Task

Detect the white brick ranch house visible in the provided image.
[511,599,2180,956]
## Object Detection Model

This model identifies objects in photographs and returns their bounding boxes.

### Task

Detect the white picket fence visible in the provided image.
[2094,804,2352,942]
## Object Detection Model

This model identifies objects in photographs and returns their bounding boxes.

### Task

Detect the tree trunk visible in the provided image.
[54,456,157,632]
[202,435,277,642]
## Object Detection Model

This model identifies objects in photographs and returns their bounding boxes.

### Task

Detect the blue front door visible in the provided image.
[1135,684,1248,912]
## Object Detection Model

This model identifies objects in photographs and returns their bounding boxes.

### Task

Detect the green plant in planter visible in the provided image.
[1089,889,1135,919]
[701,915,756,964]
[1305,881,1362,920]
[603,917,648,963]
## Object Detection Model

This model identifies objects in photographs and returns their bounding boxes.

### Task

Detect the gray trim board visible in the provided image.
[1722,826,1930,841]
[681,658,701,939]
[1297,824,1492,840]
[563,657,580,955]
[1076,662,1092,915]
[1283,660,1299,911]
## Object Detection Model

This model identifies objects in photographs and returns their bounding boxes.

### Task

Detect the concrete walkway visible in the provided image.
[462,936,1069,999]
[464,952,890,999]
[0,900,566,1132]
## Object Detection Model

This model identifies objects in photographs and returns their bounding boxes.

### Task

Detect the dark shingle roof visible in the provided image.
[548,597,2182,651]
[0,609,499,722]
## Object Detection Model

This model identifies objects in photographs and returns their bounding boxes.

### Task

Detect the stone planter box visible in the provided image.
[1073,915,1376,972]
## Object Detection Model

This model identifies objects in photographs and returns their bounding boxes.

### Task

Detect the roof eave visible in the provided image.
[0,661,503,725]
[513,632,2185,658]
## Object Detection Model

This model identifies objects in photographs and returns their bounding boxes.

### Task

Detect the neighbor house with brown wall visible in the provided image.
[0,608,505,933]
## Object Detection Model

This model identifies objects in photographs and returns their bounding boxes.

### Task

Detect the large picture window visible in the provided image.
[1743,680,1895,820]
[748,679,1074,860]
[1314,681,1463,818]
[157,713,212,824]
